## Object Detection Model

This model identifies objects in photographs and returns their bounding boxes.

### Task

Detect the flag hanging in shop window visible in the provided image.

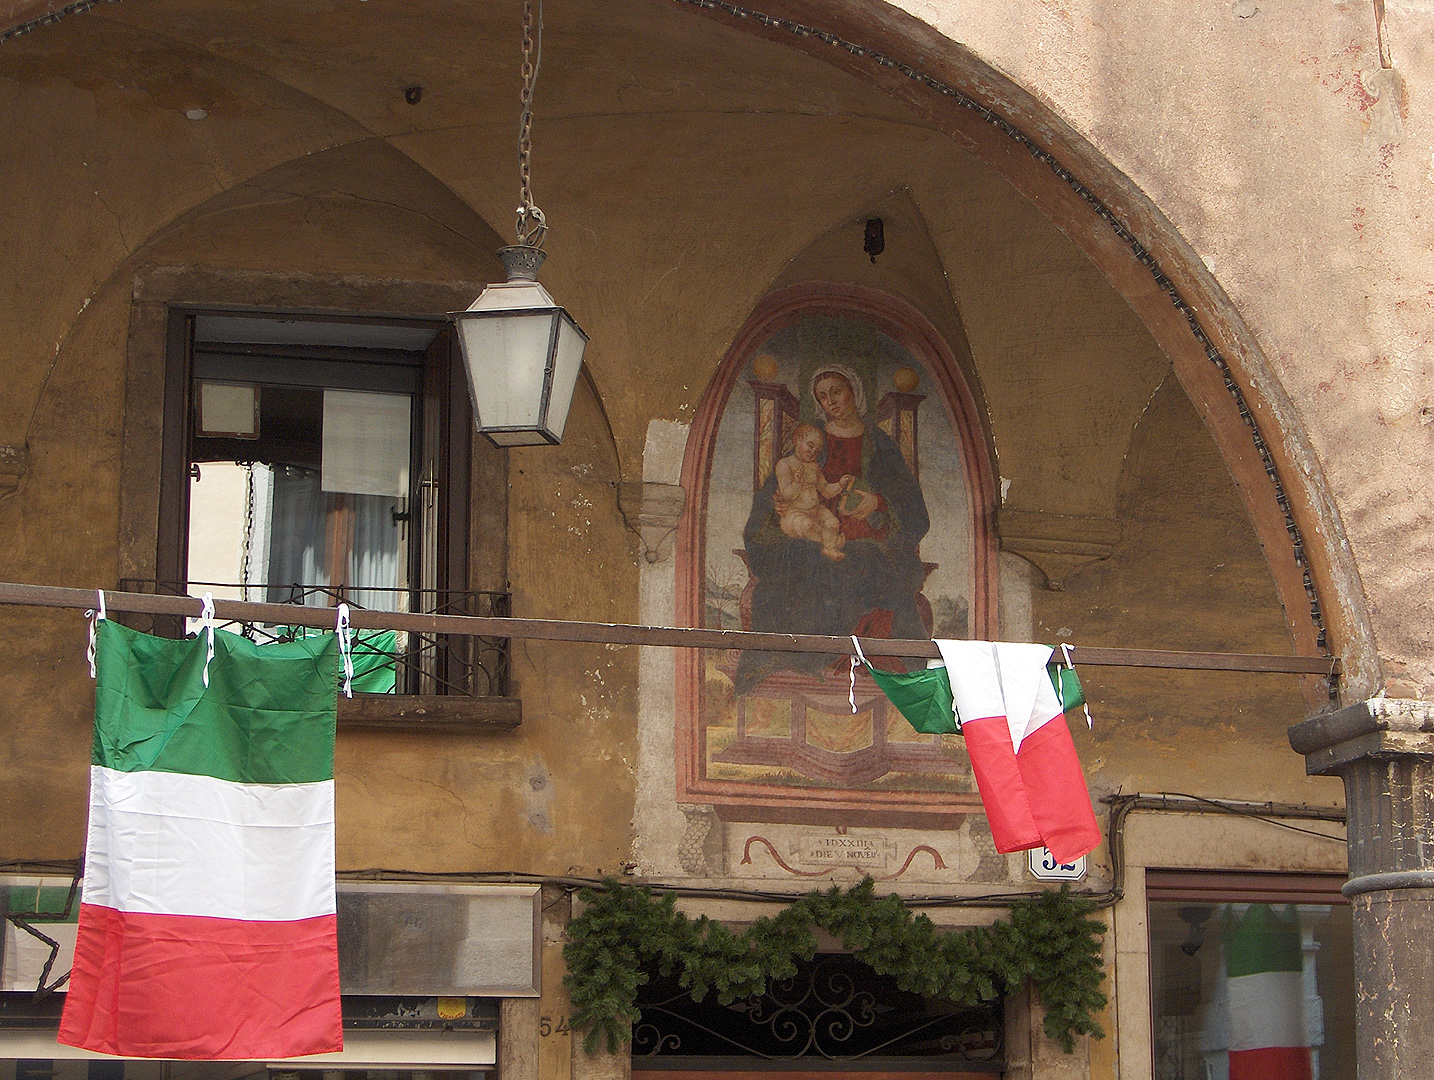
[1221,904,1314,1080]
[58,617,344,1060]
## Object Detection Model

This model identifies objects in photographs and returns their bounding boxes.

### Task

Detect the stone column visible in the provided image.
[1002,984,1089,1080]
[1288,698,1434,1079]
[571,1032,632,1080]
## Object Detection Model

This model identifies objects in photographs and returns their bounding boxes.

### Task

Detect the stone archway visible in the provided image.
[670,0,1376,702]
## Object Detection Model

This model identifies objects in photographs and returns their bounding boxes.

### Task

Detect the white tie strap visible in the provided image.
[848,635,873,715]
[85,589,107,680]
[336,603,354,699]
[199,593,216,688]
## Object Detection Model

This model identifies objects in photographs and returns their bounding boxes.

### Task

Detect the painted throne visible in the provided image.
[712,378,949,786]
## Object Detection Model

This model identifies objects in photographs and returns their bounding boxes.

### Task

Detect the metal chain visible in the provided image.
[516,0,548,248]
[240,462,257,639]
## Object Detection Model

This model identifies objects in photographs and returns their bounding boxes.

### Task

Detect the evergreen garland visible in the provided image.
[563,878,1107,1056]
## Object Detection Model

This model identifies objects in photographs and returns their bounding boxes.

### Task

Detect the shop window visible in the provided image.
[137,311,510,703]
[1146,870,1355,1080]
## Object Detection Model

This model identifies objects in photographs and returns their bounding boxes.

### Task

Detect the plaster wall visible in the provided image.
[0,0,1427,706]
[0,142,639,876]
[633,344,1334,888]
[0,0,1343,869]
[0,6,1385,1074]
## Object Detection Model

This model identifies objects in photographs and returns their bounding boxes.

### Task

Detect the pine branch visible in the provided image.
[563,878,1107,1056]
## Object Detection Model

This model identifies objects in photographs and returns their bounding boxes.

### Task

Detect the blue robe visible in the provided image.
[734,425,930,694]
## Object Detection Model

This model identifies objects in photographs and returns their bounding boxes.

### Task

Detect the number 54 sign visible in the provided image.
[540,1015,571,1038]
[1028,848,1087,881]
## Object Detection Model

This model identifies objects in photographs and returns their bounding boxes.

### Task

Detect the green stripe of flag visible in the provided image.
[92,619,337,785]
[1222,903,1304,977]
[865,656,1083,735]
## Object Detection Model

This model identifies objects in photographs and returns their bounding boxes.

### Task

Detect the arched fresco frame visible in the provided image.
[676,283,998,826]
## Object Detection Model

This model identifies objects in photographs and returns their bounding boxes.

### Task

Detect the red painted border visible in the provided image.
[675,283,998,823]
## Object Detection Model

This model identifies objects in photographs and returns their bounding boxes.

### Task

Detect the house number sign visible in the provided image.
[1027,848,1087,881]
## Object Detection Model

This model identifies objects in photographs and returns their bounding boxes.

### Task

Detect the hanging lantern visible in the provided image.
[455,0,587,447]
[455,246,588,447]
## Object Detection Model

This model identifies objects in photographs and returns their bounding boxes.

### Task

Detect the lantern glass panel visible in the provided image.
[543,312,589,444]
[458,310,556,433]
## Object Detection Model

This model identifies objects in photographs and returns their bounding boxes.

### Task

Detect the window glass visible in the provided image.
[188,371,415,616]
[1148,899,1355,1080]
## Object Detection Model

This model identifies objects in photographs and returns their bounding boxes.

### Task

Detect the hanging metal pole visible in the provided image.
[0,581,1341,676]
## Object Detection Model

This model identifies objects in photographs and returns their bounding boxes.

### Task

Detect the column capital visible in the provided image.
[1289,697,1434,897]
[1289,697,1434,775]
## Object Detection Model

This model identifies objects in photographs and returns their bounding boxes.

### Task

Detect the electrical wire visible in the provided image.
[1,794,1348,919]
[1131,791,1347,843]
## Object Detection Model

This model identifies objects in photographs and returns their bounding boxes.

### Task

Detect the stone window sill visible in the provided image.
[336,694,521,733]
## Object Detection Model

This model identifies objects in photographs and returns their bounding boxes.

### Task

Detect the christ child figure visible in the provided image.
[774,423,853,560]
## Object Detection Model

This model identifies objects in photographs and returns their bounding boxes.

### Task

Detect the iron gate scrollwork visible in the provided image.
[632,953,1002,1065]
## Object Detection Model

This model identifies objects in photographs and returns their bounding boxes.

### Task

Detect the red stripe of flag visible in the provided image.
[59,903,343,1060]
[1229,1045,1313,1080]
[1014,713,1103,865]
[961,715,1043,853]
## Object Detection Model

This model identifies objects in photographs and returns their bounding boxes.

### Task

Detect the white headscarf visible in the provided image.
[809,364,868,419]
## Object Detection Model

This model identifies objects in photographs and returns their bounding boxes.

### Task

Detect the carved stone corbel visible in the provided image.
[996,509,1120,590]
[617,480,687,564]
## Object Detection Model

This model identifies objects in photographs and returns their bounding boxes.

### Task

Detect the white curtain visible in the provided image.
[265,465,405,611]
[348,494,404,612]
[266,466,329,605]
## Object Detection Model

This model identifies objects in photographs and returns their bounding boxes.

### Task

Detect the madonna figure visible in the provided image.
[735,364,931,693]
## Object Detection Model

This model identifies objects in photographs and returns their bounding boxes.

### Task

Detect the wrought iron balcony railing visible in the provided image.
[117,579,511,698]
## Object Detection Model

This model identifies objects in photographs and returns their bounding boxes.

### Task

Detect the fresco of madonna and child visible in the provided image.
[694,314,980,797]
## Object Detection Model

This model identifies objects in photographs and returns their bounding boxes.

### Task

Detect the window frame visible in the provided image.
[159,308,454,599]
[117,275,514,729]
[1145,868,1353,1080]
[1107,806,1348,1080]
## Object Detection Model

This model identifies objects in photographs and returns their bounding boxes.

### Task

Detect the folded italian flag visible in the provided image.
[58,619,344,1060]
[1222,904,1313,1080]
[931,641,1100,864]
[860,640,1099,862]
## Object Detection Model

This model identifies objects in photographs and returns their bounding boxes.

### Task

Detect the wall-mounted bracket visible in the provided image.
[997,509,1120,590]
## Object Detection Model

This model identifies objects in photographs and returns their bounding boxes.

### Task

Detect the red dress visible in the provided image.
[822,433,888,541]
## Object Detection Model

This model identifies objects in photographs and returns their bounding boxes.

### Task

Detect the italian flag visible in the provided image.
[58,619,344,1060]
[1222,904,1313,1080]
[933,641,1101,865]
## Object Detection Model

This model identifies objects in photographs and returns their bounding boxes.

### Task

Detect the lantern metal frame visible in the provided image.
[453,248,589,448]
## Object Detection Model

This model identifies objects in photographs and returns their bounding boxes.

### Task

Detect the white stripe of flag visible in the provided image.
[82,765,336,922]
